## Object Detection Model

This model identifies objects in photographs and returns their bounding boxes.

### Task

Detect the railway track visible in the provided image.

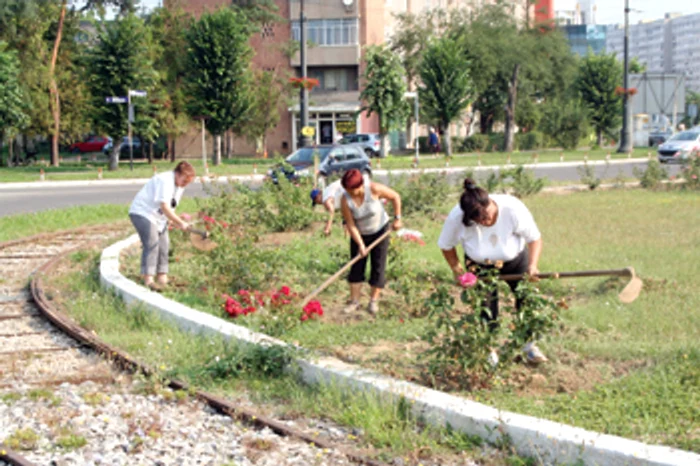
[0,227,383,466]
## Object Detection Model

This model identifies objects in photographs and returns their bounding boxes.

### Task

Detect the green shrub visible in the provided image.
[461,134,489,153]
[389,171,455,217]
[680,155,700,190]
[417,136,430,153]
[422,269,558,388]
[634,159,668,189]
[515,131,544,151]
[577,162,603,190]
[493,165,546,198]
[540,98,589,150]
[451,136,465,153]
[487,133,505,152]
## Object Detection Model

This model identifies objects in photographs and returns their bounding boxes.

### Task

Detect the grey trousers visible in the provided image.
[129,214,169,276]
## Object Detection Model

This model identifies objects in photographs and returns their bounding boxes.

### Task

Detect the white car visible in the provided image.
[657,129,700,163]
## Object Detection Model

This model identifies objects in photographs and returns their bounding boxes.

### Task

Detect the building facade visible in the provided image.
[171,0,533,157]
[606,12,700,92]
[561,24,607,56]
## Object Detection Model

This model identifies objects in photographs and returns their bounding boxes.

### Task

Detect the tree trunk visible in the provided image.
[503,64,521,153]
[213,134,222,166]
[379,133,388,158]
[109,144,120,171]
[170,137,176,162]
[444,124,452,158]
[49,1,67,168]
[479,112,493,135]
[225,130,232,159]
[7,140,14,166]
[148,141,154,164]
[596,129,603,147]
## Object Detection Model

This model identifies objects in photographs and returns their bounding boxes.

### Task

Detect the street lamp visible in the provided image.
[298,0,311,148]
[617,0,632,153]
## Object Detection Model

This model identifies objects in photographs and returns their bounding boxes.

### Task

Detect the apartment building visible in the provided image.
[172,0,533,157]
[606,12,700,92]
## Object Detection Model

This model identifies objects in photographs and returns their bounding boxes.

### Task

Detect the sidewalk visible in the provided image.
[0,158,650,190]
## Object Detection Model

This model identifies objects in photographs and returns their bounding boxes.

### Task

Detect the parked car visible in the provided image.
[340,133,382,158]
[657,129,700,163]
[103,137,142,156]
[266,144,372,184]
[68,136,111,154]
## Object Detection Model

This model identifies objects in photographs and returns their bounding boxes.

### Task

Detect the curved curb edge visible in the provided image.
[100,235,700,466]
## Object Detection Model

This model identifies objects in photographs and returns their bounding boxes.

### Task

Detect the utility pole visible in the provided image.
[298,0,311,148]
[618,0,632,153]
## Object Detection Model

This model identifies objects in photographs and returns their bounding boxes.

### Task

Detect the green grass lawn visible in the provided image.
[117,187,699,452]
[0,147,652,183]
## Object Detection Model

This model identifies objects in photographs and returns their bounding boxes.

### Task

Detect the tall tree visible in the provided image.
[418,36,474,157]
[576,53,623,146]
[86,14,158,170]
[0,42,29,166]
[147,5,191,161]
[185,7,254,166]
[47,0,137,166]
[359,44,407,158]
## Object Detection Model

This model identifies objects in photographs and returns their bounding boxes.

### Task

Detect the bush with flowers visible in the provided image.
[222,285,323,337]
[422,267,558,388]
[680,154,700,190]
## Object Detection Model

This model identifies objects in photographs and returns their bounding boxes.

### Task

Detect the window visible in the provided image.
[306,67,359,92]
[292,18,358,46]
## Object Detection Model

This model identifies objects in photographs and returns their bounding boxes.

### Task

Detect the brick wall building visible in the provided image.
[170,0,532,158]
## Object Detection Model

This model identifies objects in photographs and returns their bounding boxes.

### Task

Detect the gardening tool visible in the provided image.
[188,227,218,252]
[300,229,393,307]
[497,267,643,304]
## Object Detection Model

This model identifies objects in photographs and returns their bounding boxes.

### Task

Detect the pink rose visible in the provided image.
[693,175,698,180]
[458,272,478,288]
[181,213,192,221]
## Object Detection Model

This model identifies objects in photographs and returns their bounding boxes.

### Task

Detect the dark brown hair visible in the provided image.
[459,178,490,227]
[174,161,195,179]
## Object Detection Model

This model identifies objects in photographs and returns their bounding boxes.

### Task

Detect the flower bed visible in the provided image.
[121,179,699,452]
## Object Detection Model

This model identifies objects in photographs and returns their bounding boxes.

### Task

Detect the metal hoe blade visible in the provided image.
[618,267,643,303]
[190,229,217,252]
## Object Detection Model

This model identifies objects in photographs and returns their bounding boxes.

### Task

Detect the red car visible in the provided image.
[68,136,111,154]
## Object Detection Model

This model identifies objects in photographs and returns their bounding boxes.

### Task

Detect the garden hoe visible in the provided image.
[300,229,394,308]
[499,267,643,303]
[188,228,218,252]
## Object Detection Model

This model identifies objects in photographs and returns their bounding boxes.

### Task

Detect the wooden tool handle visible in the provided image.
[300,229,393,307]
[498,267,634,281]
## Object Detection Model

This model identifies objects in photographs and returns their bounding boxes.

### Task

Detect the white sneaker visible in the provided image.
[523,342,548,364]
[488,350,499,368]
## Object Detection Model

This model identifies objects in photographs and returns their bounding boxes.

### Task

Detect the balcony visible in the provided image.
[290,45,360,67]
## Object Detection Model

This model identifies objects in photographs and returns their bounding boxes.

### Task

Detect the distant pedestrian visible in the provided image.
[429,127,440,154]
[129,161,195,291]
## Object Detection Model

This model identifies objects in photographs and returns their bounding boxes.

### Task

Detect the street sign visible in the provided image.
[129,90,147,98]
[301,126,315,137]
[105,97,127,104]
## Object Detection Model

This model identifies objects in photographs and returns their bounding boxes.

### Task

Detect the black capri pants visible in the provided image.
[465,248,529,332]
[348,223,390,288]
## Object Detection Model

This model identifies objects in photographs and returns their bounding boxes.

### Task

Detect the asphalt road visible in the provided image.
[0,160,681,217]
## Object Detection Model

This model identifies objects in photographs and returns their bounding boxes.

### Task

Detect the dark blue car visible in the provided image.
[266,144,372,183]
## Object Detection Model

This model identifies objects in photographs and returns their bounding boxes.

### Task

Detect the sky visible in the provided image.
[130,0,700,26]
[555,0,700,25]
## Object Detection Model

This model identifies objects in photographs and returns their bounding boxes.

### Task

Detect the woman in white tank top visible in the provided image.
[340,169,403,315]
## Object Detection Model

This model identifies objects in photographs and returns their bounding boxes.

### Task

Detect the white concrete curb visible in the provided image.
[0,158,650,190]
[100,235,699,466]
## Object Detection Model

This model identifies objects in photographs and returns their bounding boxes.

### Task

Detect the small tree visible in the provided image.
[242,68,291,156]
[0,42,29,166]
[540,95,589,150]
[359,45,407,158]
[185,8,254,166]
[418,36,474,157]
[86,14,158,170]
[576,53,623,147]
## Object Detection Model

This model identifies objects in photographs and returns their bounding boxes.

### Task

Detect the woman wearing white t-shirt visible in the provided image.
[437,178,546,364]
[129,161,195,290]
